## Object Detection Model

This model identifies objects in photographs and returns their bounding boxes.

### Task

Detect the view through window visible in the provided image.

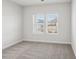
[33,14,57,34]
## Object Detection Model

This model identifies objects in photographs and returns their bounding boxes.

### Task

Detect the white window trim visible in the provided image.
[32,15,45,34]
[32,14,59,35]
[46,14,58,34]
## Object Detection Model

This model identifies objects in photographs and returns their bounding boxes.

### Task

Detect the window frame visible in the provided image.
[32,14,45,34]
[33,14,58,34]
[46,14,58,34]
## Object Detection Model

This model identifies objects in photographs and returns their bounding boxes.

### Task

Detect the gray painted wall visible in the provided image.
[2,0,72,49]
[71,0,76,55]
[23,3,71,44]
[2,0,23,49]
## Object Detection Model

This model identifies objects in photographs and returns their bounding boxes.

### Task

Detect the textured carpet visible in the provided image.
[2,41,75,59]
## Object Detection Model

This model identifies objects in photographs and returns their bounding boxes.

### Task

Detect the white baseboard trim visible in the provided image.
[23,39,71,44]
[2,40,22,50]
[2,39,71,50]
[71,44,76,56]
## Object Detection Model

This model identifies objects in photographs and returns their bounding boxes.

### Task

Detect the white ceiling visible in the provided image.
[9,0,71,6]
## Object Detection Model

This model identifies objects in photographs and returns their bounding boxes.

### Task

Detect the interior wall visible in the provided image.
[71,0,76,55]
[2,0,23,49]
[23,3,71,44]
[2,0,72,49]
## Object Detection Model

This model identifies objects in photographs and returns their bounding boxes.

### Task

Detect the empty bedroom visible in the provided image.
[2,0,76,59]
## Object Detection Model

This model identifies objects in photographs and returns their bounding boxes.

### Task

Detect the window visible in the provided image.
[33,15,45,33]
[33,14,57,34]
[46,14,57,33]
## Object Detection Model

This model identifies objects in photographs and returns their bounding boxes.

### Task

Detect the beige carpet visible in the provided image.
[2,41,75,59]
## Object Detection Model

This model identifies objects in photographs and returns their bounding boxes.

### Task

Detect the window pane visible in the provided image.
[47,23,57,33]
[47,14,57,33]
[36,15,45,23]
[47,14,57,23]
[34,24,44,33]
[37,24,44,32]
